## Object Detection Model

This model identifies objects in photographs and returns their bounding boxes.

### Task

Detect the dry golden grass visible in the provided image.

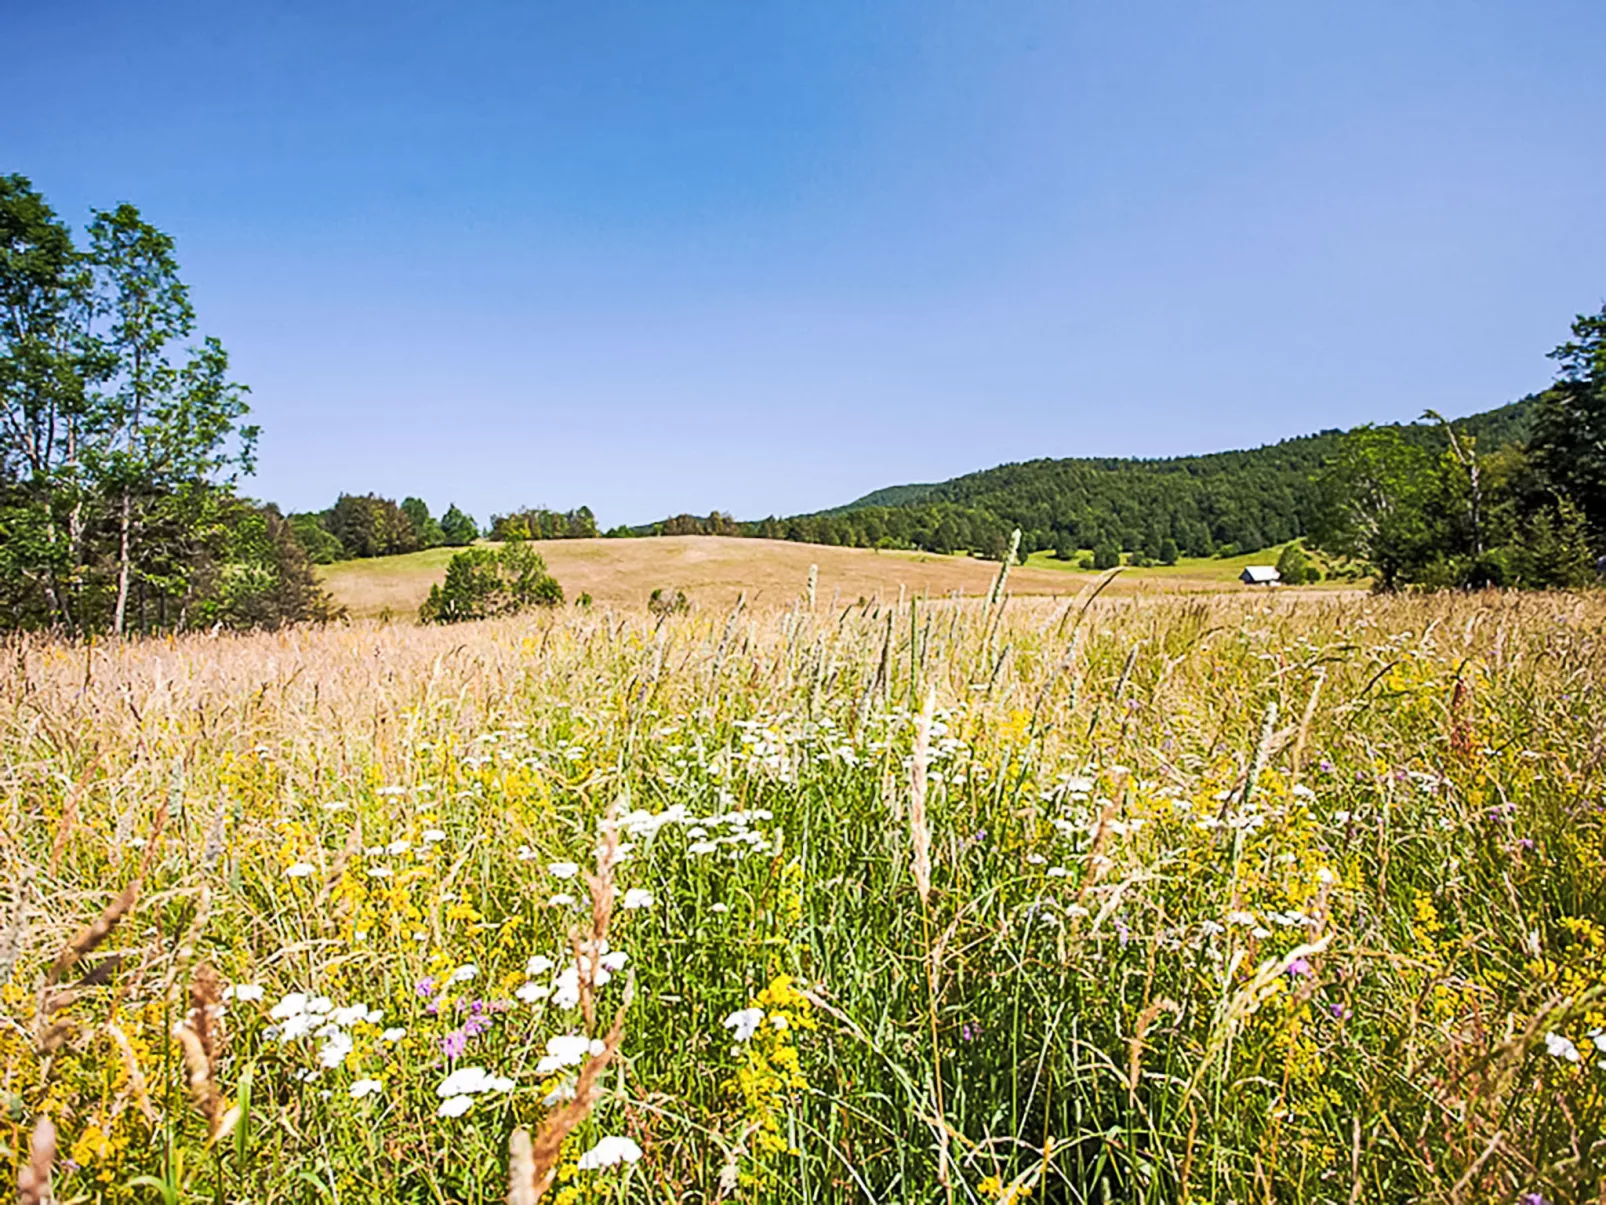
[319,534,1340,618]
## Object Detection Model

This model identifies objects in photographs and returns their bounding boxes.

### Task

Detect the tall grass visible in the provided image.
[1,588,1603,1202]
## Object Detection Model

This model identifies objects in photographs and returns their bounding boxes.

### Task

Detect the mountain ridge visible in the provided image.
[814,399,1534,519]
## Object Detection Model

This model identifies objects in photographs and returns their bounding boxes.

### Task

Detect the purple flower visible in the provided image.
[1318,758,1334,774]
[1519,1194,1550,1205]
[1286,958,1312,977]
[1329,1002,1351,1020]
[415,976,437,998]
[439,1030,468,1059]
[960,1022,981,1043]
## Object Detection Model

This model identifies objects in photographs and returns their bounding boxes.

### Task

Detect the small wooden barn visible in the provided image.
[1240,565,1280,586]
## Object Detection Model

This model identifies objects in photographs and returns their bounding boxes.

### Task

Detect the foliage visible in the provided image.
[439,503,479,546]
[716,403,1536,561]
[489,506,597,542]
[0,175,315,635]
[652,511,740,538]
[1309,401,1599,591]
[419,541,564,623]
[1531,304,1606,540]
[3,592,1604,1203]
[289,512,346,564]
[321,493,420,560]
[1275,541,1312,585]
[647,587,690,618]
[401,497,446,549]
[189,501,343,628]
[1092,541,1121,570]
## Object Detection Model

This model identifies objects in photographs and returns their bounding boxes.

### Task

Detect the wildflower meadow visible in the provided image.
[2,578,1603,1202]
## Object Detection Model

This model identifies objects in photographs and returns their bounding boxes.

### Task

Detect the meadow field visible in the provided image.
[2,581,1603,1203]
[317,535,1348,620]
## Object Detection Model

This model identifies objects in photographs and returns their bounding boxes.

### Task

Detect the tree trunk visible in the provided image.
[113,484,131,636]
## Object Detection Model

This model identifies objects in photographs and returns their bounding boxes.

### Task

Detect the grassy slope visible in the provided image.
[320,536,1354,619]
[1022,542,1360,585]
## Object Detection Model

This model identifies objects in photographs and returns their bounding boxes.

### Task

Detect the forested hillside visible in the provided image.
[730,400,1537,560]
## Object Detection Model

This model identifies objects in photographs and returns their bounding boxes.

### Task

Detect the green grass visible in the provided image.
[1024,541,1361,586]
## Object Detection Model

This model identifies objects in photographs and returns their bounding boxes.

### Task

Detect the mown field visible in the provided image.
[2,583,1602,1203]
[318,535,1351,619]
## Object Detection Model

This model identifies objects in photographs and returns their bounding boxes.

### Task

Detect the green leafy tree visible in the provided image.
[87,205,256,634]
[188,501,340,629]
[1158,537,1179,565]
[1092,541,1121,571]
[1511,499,1597,588]
[1308,427,1445,591]
[324,493,417,559]
[1531,305,1606,543]
[0,175,93,629]
[401,496,445,548]
[419,541,562,623]
[439,503,478,546]
[289,513,346,564]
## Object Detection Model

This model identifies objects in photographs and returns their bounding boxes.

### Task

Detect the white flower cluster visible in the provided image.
[515,944,628,1009]
[436,1066,515,1118]
[266,992,384,1073]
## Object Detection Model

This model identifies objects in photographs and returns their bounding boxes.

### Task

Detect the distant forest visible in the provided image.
[647,402,1538,560]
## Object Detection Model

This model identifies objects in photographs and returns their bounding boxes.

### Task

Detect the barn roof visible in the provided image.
[1240,565,1281,584]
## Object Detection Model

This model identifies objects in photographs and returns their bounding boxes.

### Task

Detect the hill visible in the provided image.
[817,481,940,515]
[739,399,1536,560]
[317,535,1349,619]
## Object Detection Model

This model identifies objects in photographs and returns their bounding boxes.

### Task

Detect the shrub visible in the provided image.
[1092,542,1122,570]
[1275,542,1311,586]
[648,587,690,618]
[420,541,563,623]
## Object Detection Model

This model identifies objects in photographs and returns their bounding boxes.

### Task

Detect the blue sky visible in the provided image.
[8,0,1604,527]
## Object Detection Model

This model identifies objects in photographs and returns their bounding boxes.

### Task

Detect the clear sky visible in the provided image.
[7,1,1604,528]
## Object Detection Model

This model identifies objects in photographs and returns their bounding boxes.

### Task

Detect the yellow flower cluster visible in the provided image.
[729,974,816,1176]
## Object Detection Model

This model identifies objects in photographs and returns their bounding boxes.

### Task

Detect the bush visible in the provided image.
[1275,542,1311,586]
[648,587,690,618]
[419,541,564,623]
[1092,542,1122,571]
[1077,554,1095,570]
[1159,537,1180,565]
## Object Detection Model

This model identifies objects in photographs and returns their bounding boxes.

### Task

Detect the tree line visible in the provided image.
[663,401,1537,565]
[288,494,479,563]
[633,307,1604,593]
